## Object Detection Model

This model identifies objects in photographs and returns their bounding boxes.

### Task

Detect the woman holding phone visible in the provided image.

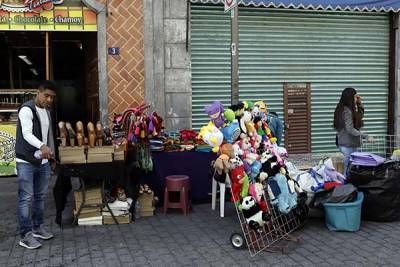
[333,87,372,177]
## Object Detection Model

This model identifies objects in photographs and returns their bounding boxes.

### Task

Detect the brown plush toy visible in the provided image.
[87,122,96,147]
[58,121,67,147]
[213,143,235,177]
[76,121,85,147]
[95,121,105,146]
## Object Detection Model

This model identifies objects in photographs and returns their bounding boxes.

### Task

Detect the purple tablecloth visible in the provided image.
[146,151,217,203]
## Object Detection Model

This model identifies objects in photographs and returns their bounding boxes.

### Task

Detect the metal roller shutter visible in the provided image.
[191,4,389,153]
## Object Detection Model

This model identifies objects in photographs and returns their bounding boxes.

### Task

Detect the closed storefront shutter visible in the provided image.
[191,4,389,153]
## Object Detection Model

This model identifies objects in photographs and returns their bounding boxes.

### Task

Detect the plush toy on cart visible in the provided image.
[241,196,271,233]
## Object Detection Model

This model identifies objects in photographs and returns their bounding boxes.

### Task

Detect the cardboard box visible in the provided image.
[138,192,155,209]
[114,151,125,161]
[74,210,101,219]
[87,146,113,163]
[138,193,155,217]
[74,188,102,210]
[103,214,131,225]
[77,207,99,214]
[140,210,154,217]
[58,146,86,164]
[114,143,127,152]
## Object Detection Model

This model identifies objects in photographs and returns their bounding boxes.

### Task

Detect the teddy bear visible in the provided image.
[271,171,297,214]
[229,154,249,206]
[239,137,259,166]
[249,182,268,212]
[254,101,267,118]
[241,196,270,232]
[204,101,226,128]
[239,110,252,138]
[248,160,262,183]
[260,153,281,179]
[198,121,223,153]
[212,143,235,183]
[220,120,241,144]
[229,102,245,121]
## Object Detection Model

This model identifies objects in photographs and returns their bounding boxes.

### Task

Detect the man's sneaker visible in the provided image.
[32,226,54,240]
[19,232,42,249]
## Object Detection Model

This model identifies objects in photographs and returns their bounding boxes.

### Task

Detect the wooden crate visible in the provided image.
[140,210,155,217]
[58,146,86,164]
[74,187,102,210]
[74,210,101,219]
[87,146,113,163]
[138,192,154,209]
[103,214,131,225]
[114,151,125,161]
[138,192,155,217]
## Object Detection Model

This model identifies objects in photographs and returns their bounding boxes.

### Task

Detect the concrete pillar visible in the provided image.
[143,0,192,131]
[394,13,400,138]
[82,0,108,126]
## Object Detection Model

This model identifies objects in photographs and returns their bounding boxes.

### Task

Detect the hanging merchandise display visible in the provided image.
[111,102,164,172]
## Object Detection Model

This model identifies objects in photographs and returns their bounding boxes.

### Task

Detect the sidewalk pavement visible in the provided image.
[1,176,400,267]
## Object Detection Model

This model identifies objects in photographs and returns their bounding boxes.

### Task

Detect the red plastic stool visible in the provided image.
[163,175,191,215]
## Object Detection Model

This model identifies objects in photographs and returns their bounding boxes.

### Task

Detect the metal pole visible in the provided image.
[231,4,239,105]
[45,32,50,80]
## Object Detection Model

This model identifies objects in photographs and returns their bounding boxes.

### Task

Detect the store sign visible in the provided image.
[0,0,96,31]
[0,0,64,13]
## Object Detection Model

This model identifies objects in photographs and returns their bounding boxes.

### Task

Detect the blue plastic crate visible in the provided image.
[323,192,364,232]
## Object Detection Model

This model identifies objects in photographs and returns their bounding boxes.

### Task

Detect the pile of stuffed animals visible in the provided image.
[200,100,306,233]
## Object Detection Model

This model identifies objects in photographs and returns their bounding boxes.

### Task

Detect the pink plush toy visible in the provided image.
[239,137,259,165]
[249,182,268,212]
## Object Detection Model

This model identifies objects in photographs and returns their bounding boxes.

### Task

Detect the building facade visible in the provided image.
[143,0,400,153]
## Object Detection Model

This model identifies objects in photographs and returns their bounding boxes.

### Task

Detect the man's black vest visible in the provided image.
[15,100,44,166]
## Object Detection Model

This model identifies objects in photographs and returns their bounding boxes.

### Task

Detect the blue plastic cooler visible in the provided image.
[323,192,364,232]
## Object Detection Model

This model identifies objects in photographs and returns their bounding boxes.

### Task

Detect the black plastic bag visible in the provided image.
[311,190,333,209]
[311,184,357,208]
[349,161,400,222]
[326,184,357,203]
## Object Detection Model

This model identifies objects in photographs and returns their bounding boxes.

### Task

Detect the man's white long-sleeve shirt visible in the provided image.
[16,106,49,164]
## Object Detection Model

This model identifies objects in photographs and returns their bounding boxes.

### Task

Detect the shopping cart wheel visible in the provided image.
[230,232,246,249]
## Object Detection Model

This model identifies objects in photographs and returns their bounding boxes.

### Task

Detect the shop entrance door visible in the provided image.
[0,31,99,124]
[52,32,99,123]
[283,83,311,154]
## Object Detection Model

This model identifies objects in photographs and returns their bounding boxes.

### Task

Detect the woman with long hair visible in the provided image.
[333,87,366,176]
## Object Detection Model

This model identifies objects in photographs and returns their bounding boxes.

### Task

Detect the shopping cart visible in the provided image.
[359,135,400,159]
[229,176,304,256]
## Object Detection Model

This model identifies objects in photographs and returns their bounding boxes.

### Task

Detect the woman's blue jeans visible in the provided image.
[17,162,50,237]
[339,146,358,177]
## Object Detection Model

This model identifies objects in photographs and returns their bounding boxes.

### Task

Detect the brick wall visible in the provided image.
[106,0,145,120]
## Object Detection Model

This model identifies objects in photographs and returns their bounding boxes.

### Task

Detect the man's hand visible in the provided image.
[40,144,53,159]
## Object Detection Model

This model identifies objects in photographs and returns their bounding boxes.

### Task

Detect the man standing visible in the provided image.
[15,81,57,249]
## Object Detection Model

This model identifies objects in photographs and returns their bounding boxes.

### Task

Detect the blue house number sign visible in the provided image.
[108,47,120,55]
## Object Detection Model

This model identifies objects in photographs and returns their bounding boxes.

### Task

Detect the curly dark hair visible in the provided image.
[333,87,363,131]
